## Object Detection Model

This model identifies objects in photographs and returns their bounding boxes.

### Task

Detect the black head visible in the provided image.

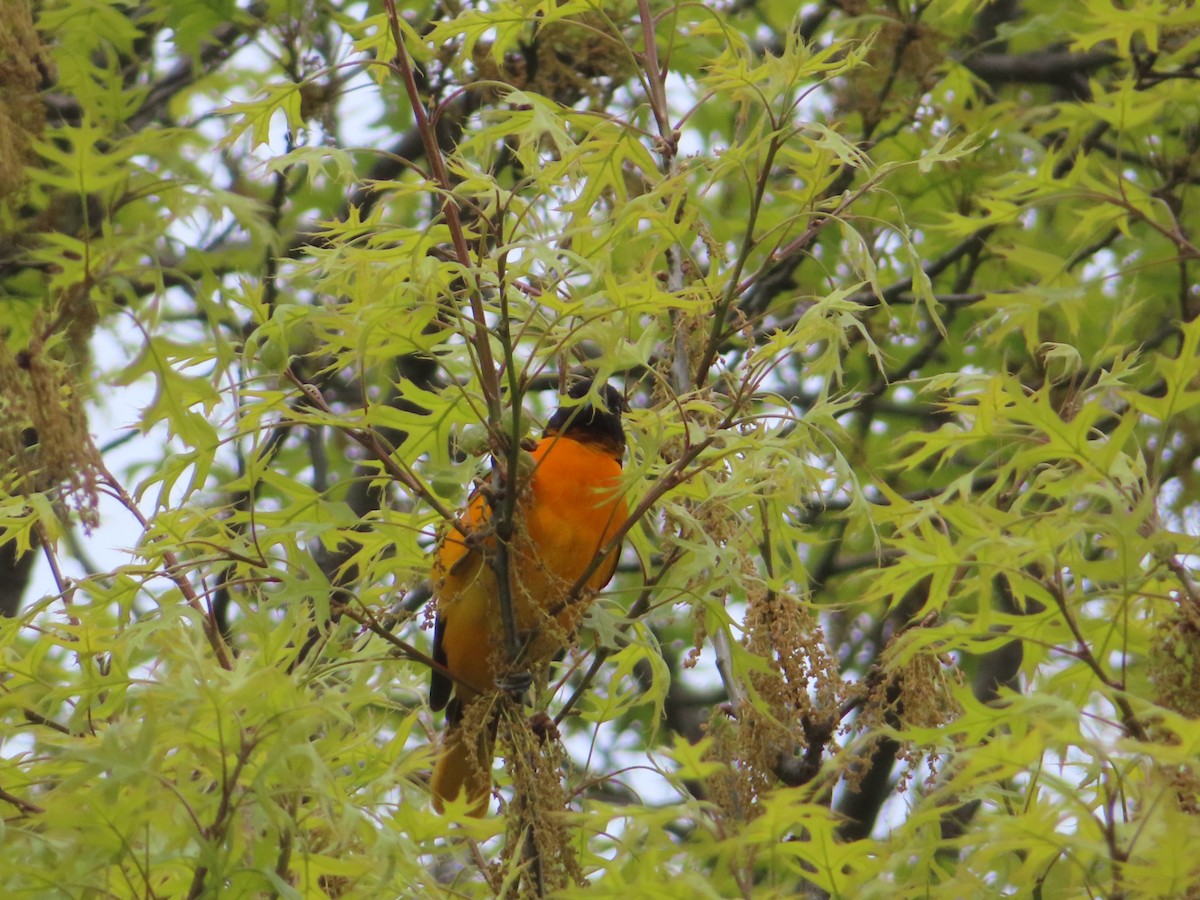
[544,380,628,452]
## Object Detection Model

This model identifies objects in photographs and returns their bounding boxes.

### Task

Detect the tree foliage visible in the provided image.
[2,0,1200,895]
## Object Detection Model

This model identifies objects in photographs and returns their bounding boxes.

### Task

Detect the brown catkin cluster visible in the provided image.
[1148,604,1200,813]
[706,580,843,821]
[744,577,843,716]
[1149,605,1200,720]
[891,648,962,732]
[852,634,962,791]
[0,0,44,205]
[498,710,584,896]
[834,11,945,130]
[892,650,961,787]
[681,504,734,672]
[0,326,100,529]
[466,8,635,107]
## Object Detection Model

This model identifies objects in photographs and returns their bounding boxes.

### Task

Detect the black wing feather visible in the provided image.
[429,614,452,712]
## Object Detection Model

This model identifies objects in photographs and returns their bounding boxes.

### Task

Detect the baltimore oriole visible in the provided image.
[429,381,629,815]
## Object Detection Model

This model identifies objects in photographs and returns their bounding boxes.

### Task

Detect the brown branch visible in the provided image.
[0,785,43,815]
[186,733,254,900]
[381,0,500,415]
[962,48,1120,85]
[0,536,37,618]
[1046,569,1149,742]
[23,707,74,735]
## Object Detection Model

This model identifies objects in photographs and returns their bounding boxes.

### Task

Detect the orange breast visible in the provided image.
[433,435,627,698]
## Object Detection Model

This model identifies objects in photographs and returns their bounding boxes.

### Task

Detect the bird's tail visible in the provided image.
[431,710,497,816]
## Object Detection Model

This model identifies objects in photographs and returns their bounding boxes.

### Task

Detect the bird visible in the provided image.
[428,380,629,816]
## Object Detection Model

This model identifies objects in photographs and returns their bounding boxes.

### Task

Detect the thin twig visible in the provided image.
[93,460,233,671]
[0,785,43,815]
[381,0,501,415]
[338,603,487,695]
